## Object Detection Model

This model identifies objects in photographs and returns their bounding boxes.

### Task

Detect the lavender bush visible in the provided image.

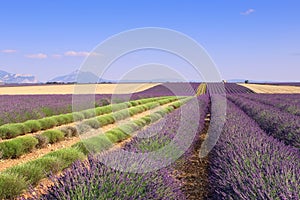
[228,95,300,148]
[209,101,300,199]
[238,94,300,116]
[36,155,184,200]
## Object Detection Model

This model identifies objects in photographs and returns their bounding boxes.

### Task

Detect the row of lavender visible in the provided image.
[238,93,300,116]
[207,83,254,95]
[0,83,200,126]
[131,82,200,97]
[255,82,300,87]
[228,95,300,148]
[34,96,209,199]
[0,94,110,126]
[208,100,300,199]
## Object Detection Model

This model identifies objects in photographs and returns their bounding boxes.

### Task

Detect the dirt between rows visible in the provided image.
[170,114,210,199]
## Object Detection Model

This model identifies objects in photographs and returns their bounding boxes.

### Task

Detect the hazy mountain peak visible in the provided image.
[0,69,38,84]
[48,70,107,83]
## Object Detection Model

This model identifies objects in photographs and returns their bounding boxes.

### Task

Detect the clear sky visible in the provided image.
[0,0,299,82]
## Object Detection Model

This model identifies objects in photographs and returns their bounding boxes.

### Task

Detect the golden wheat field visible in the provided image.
[0,83,161,95]
[239,83,300,94]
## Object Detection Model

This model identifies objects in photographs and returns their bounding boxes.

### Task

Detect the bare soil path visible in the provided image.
[170,113,210,200]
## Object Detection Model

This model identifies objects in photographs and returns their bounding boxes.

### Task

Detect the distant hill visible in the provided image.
[118,78,183,83]
[48,70,185,83]
[0,70,38,84]
[48,70,111,83]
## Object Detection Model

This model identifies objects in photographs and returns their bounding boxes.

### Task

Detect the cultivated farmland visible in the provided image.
[0,83,161,95]
[0,83,299,199]
[239,83,300,93]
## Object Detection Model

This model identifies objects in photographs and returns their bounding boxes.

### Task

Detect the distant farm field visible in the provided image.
[239,83,300,93]
[0,83,161,95]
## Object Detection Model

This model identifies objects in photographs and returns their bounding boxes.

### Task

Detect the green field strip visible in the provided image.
[0,96,180,160]
[0,96,174,140]
[0,96,192,199]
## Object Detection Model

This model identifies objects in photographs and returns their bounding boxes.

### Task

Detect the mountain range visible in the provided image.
[47,70,181,83]
[0,70,38,84]
[0,69,286,84]
[48,70,110,83]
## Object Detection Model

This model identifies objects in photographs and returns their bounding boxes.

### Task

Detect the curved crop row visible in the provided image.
[72,97,193,155]
[0,96,171,140]
[38,156,184,200]
[35,96,209,199]
[0,97,190,199]
[208,101,300,199]
[239,94,300,116]
[124,95,209,153]
[228,95,300,148]
[132,82,200,97]
[0,97,179,160]
[0,148,85,199]
[0,94,112,126]
[0,128,78,159]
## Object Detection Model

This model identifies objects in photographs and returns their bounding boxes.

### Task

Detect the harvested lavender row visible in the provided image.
[37,96,209,199]
[123,95,209,154]
[208,101,300,199]
[95,96,209,176]
[228,95,300,148]
[238,94,300,116]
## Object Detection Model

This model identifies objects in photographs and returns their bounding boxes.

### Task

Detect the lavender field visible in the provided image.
[0,83,299,200]
[0,83,198,126]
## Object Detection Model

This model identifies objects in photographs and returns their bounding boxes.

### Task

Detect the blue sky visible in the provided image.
[0,0,299,82]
